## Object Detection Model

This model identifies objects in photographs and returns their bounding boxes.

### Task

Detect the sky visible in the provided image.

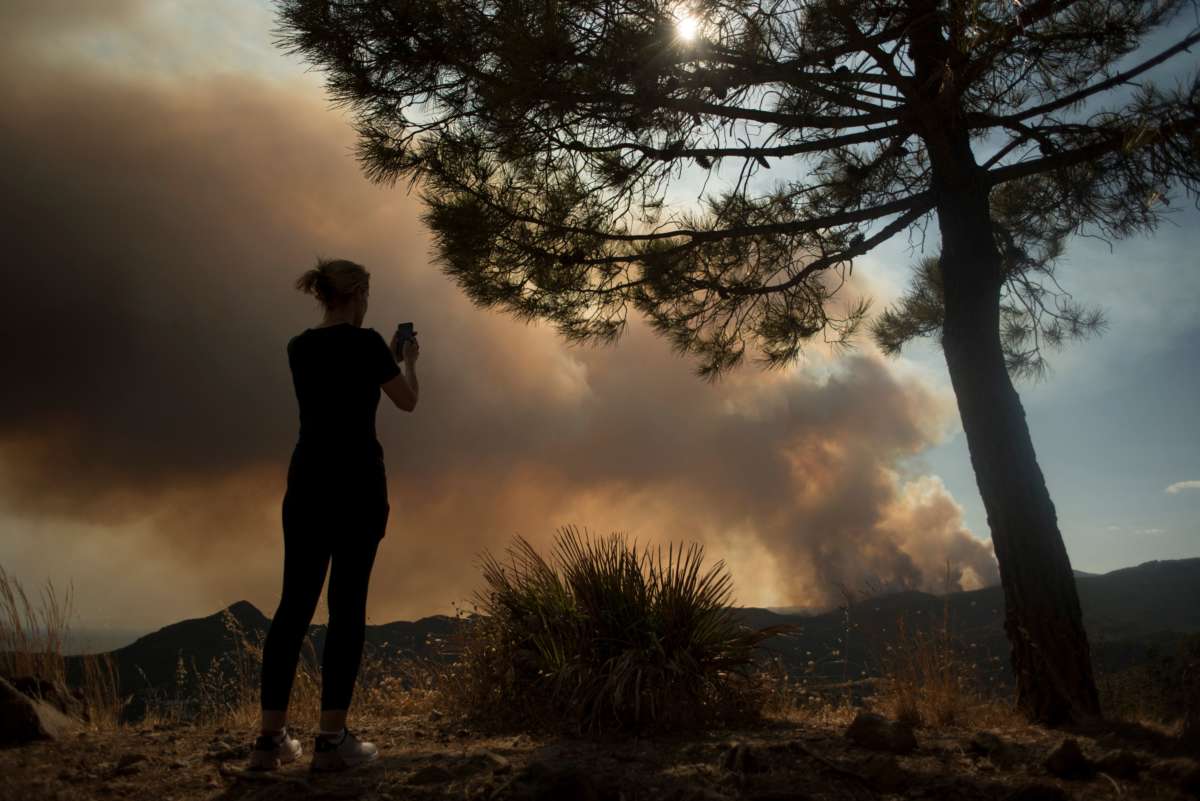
[1,0,1197,641]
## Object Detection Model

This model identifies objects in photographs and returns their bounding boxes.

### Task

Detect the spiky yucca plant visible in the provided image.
[455,525,792,733]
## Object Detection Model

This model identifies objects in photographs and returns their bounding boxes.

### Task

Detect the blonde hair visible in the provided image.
[295,258,370,309]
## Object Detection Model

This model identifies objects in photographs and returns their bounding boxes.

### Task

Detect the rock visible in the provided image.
[718,742,768,774]
[1095,749,1141,780]
[1004,784,1069,801]
[845,712,917,754]
[1044,738,1094,780]
[408,764,455,784]
[0,674,81,744]
[9,676,89,722]
[859,753,911,792]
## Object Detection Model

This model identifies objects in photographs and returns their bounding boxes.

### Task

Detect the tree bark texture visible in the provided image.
[937,177,1101,724]
[906,0,1101,724]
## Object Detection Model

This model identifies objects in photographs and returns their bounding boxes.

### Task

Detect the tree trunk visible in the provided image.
[935,170,1101,725]
[904,0,1101,727]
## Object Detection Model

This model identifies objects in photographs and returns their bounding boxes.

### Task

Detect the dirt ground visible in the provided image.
[2,710,1197,801]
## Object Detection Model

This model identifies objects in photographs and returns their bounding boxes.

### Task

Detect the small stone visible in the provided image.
[845,712,917,754]
[428,709,443,722]
[408,764,454,784]
[1044,738,1094,780]
[1095,749,1140,780]
[1004,784,1069,801]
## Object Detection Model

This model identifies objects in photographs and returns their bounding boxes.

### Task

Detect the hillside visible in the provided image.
[72,558,1200,713]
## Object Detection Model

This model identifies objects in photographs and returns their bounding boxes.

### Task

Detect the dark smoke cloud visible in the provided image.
[0,2,996,628]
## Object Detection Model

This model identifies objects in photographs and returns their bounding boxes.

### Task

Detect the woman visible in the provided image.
[248,258,420,772]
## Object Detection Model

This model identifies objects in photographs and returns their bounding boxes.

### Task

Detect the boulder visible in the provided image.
[845,712,917,754]
[0,674,81,745]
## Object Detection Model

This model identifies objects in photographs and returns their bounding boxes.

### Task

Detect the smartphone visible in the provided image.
[396,321,415,347]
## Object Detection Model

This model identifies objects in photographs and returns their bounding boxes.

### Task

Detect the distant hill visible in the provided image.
[736,557,1200,687]
[65,601,459,710]
[71,558,1200,713]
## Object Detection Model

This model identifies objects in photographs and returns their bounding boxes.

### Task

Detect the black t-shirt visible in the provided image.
[285,323,401,474]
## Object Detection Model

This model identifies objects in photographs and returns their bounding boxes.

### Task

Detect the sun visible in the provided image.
[675,13,700,42]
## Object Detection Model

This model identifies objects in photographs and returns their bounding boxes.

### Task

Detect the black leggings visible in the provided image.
[260,473,388,712]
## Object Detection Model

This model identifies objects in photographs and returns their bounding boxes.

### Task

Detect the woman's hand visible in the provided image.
[402,335,420,366]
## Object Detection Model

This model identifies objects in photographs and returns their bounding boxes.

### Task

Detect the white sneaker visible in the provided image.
[247,729,302,771]
[310,728,379,772]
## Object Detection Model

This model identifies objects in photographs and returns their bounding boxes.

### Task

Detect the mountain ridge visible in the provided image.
[68,557,1200,713]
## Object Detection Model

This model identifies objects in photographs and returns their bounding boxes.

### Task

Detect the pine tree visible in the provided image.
[273,0,1200,722]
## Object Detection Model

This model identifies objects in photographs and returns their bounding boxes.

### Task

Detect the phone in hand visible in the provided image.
[396,322,416,357]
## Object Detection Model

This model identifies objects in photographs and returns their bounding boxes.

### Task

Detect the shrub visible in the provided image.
[447,525,792,734]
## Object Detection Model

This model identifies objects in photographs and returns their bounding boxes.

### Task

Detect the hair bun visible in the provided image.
[295,258,370,309]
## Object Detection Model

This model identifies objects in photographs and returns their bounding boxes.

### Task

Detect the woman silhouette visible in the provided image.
[249,258,420,772]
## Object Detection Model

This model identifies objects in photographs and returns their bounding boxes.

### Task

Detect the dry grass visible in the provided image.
[0,564,126,728]
[1095,633,1200,737]
[135,608,446,730]
[9,556,1194,742]
[871,598,1020,731]
[0,564,71,683]
[752,654,861,727]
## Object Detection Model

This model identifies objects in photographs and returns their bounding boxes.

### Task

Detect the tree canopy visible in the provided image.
[275,0,1199,378]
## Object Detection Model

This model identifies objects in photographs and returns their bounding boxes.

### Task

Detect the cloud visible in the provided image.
[1165,480,1200,495]
[0,1,997,628]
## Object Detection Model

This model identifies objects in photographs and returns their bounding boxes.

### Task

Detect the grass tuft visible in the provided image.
[442,525,792,734]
